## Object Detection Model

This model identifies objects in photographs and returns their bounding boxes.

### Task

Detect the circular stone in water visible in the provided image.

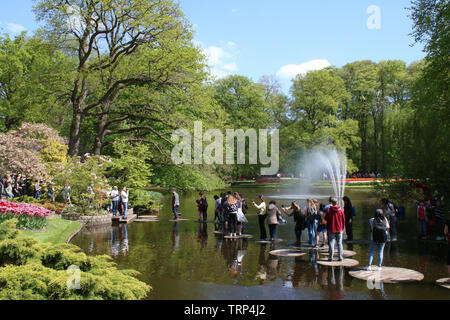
[240,234,254,239]
[436,278,450,290]
[295,245,329,251]
[254,239,284,244]
[169,219,189,222]
[319,250,357,258]
[134,219,160,223]
[349,267,424,283]
[213,231,225,235]
[344,240,370,245]
[316,259,359,268]
[224,235,244,239]
[269,249,307,257]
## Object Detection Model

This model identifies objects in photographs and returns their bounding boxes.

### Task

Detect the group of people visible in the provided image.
[108,186,129,219]
[416,197,446,241]
[0,174,34,199]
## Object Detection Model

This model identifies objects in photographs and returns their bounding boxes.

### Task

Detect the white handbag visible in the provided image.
[236,208,248,223]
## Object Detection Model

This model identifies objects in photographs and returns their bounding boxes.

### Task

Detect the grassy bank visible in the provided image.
[19,218,82,244]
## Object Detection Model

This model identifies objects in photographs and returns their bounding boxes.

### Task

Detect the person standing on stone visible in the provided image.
[199,192,208,222]
[266,200,281,241]
[111,186,120,217]
[365,209,390,271]
[253,195,267,240]
[323,197,346,261]
[171,189,180,220]
[121,187,129,219]
[343,196,354,241]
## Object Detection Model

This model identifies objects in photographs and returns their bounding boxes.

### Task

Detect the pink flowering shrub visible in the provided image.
[0,200,50,230]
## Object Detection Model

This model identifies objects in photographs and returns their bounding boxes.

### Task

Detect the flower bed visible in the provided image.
[0,200,51,230]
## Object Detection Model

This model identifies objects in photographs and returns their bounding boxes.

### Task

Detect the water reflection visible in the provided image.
[110,224,129,257]
[172,222,180,253]
[221,238,249,281]
[197,222,208,249]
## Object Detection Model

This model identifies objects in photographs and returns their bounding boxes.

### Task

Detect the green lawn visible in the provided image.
[19,218,82,245]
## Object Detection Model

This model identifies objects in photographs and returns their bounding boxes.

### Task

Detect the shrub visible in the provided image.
[0,220,151,300]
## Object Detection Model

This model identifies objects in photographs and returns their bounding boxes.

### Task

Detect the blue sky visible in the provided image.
[0,0,425,92]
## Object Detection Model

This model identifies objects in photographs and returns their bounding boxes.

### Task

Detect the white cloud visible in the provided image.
[4,22,27,34]
[198,41,239,79]
[277,59,332,79]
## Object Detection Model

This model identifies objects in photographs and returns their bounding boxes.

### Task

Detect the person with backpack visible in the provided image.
[214,195,221,223]
[365,209,390,271]
[225,194,239,237]
[323,197,346,261]
[253,195,267,240]
[282,201,305,246]
[343,196,354,241]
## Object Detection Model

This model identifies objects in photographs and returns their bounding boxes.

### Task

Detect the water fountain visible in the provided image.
[299,147,347,207]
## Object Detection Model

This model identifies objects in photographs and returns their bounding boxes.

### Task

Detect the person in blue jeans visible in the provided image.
[305,198,318,246]
[171,189,180,220]
[121,187,129,219]
[110,186,120,216]
[365,209,390,271]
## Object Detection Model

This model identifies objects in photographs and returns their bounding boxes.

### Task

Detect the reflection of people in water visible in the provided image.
[120,224,129,255]
[197,222,208,249]
[172,222,180,253]
[111,226,120,257]
[324,266,345,300]
[221,238,248,279]
[255,244,268,284]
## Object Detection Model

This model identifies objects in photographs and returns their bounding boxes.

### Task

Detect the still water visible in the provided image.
[71,187,450,300]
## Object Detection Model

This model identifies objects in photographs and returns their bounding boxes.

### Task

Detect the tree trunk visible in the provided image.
[372,112,378,173]
[68,111,83,156]
[94,112,109,155]
[359,117,368,172]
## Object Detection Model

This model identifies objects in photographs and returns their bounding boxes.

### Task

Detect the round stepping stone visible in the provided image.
[254,239,284,244]
[213,231,225,235]
[193,220,216,223]
[349,267,424,283]
[317,258,359,268]
[295,245,329,251]
[269,249,307,257]
[319,250,357,258]
[135,219,160,223]
[169,219,189,222]
[139,215,158,219]
[224,235,244,239]
[240,234,254,239]
[436,278,450,290]
[344,240,370,245]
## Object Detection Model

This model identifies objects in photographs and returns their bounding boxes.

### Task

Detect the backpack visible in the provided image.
[372,219,387,244]
[225,202,238,214]
[352,206,356,217]
[242,199,248,214]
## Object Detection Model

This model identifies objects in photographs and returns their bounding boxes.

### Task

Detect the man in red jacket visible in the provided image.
[323,197,346,261]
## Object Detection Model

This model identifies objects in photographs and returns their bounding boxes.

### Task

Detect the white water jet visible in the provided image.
[300,147,347,207]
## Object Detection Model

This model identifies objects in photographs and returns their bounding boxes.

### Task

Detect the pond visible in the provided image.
[71,186,450,300]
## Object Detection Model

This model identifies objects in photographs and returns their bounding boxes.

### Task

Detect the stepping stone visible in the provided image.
[295,245,329,251]
[224,235,244,239]
[349,267,424,283]
[213,231,225,235]
[344,240,370,245]
[240,234,254,239]
[169,219,189,222]
[319,250,357,258]
[135,218,159,223]
[317,258,359,268]
[254,239,284,244]
[138,215,158,219]
[193,220,216,223]
[436,278,450,290]
[269,249,307,257]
